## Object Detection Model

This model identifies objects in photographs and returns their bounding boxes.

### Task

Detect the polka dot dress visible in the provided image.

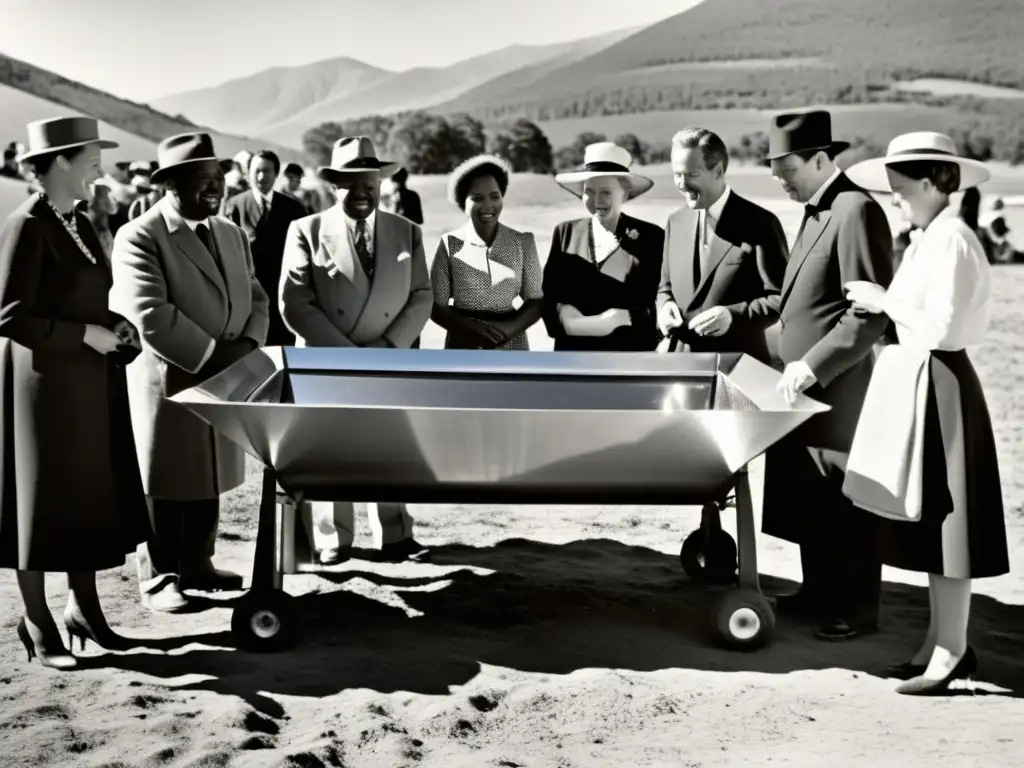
[431,222,544,350]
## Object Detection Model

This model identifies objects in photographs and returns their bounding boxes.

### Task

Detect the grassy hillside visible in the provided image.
[452,0,1024,119]
[0,53,304,164]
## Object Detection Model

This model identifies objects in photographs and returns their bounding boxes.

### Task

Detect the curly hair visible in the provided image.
[454,162,509,209]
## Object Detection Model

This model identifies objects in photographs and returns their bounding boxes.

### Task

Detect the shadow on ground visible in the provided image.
[87,537,1024,708]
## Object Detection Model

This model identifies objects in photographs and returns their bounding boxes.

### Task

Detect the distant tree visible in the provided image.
[645,142,673,164]
[614,132,649,164]
[302,115,396,167]
[386,112,452,174]
[553,146,581,172]
[729,131,771,167]
[445,113,487,166]
[486,118,553,174]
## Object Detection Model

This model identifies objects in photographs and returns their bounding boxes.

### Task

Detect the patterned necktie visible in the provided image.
[354,218,374,279]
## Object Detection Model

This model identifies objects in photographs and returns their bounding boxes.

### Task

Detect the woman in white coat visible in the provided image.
[843,132,1008,695]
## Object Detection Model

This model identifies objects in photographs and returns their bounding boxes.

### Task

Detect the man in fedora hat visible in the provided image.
[110,132,270,612]
[280,136,432,565]
[657,126,789,363]
[761,109,895,641]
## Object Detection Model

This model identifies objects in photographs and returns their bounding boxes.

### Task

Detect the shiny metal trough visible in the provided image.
[172,347,829,652]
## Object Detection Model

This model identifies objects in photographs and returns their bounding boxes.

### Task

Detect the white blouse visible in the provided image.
[881,205,991,352]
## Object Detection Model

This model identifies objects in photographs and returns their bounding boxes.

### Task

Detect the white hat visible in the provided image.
[554,142,653,200]
[845,131,990,193]
[446,153,513,208]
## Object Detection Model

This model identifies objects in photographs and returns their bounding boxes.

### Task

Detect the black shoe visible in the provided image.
[772,590,820,617]
[884,660,928,680]
[179,567,243,592]
[815,618,879,642]
[896,647,978,696]
[379,538,427,562]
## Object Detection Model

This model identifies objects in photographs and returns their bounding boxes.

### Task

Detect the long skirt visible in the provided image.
[872,349,1008,578]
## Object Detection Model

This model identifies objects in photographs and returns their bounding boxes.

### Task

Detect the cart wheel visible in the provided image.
[231,590,297,652]
[680,529,738,584]
[709,589,775,651]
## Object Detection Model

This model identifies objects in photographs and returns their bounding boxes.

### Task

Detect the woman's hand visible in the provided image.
[471,320,509,348]
[844,281,887,314]
[603,308,632,328]
[83,324,122,354]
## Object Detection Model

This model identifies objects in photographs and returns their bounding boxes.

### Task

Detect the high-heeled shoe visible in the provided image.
[16,617,78,670]
[896,646,978,696]
[63,607,135,652]
[884,660,928,680]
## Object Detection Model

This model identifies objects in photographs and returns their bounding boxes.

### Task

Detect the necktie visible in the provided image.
[196,223,214,257]
[259,195,270,222]
[354,218,374,279]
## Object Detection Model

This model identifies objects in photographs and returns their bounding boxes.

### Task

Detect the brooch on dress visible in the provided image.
[624,228,639,241]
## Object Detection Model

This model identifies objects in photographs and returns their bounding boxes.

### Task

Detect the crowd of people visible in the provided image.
[0,108,1010,700]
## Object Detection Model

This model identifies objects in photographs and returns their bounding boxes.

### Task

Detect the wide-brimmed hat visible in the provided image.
[17,117,118,163]
[555,142,653,200]
[446,154,513,208]
[766,110,850,161]
[845,132,990,193]
[150,133,226,184]
[317,136,398,186]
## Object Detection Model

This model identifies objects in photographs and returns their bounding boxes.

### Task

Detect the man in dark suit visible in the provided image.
[656,127,788,364]
[763,110,895,641]
[390,167,423,225]
[223,150,307,346]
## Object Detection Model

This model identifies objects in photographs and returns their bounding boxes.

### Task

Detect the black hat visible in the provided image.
[766,110,850,161]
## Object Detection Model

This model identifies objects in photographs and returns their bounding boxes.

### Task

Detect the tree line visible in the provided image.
[303,109,1024,178]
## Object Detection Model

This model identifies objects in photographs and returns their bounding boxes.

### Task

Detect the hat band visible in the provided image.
[583,161,630,173]
[889,147,956,158]
[336,157,382,170]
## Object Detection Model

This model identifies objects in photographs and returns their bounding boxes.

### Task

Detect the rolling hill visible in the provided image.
[0,53,304,166]
[152,26,641,149]
[444,0,1024,120]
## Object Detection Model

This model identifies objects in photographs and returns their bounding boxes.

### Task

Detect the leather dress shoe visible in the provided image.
[179,566,243,592]
[379,538,427,562]
[815,618,878,642]
[772,590,820,617]
[316,547,351,566]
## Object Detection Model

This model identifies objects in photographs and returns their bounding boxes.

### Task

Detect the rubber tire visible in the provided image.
[231,590,297,652]
[680,529,738,584]
[709,589,776,651]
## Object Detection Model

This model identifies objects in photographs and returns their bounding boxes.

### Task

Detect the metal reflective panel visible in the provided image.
[172,348,829,504]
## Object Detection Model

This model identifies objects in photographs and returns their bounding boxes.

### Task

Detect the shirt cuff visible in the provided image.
[191,338,216,374]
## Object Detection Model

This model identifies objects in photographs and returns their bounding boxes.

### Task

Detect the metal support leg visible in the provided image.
[733,467,760,593]
[250,467,280,592]
[280,498,297,575]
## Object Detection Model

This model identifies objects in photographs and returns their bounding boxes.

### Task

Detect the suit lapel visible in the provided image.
[670,208,699,306]
[351,211,400,336]
[778,174,853,308]
[209,218,248,312]
[245,192,262,230]
[159,199,226,294]
[319,206,358,283]
[688,198,737,310]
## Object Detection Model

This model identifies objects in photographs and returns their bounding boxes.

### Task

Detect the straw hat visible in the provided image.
[150,133,226,184]
[845,132,990,193]
[317,136,398,186]
[446,154,513,208]
[554,142,653,200]
[17,117,118,163]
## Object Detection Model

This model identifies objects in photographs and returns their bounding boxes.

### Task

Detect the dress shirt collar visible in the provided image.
[343,208,376,238]
[705,184,732,224]
[181,216,210,231]
[807,167,842,207]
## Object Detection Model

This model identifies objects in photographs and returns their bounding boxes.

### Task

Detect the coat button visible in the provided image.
[225,332,235,340]
[336,309,344,315]
[384,312,390,318]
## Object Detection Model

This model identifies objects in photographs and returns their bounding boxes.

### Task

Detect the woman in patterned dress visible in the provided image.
[431,154,543,350]
[541,142,664,351]
[0,118,149,670]
[843,132,1008,695]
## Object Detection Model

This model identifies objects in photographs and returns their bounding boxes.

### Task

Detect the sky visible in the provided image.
[0,0,703,103]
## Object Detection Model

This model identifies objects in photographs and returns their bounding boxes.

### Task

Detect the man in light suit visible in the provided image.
[657,127,789,364]
[762,111,895,641]
[111,133,270,612]
[280,136,432,565]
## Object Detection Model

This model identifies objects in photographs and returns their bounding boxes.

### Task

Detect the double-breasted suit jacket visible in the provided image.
[223,189,307,346]
[762,171,895,543]
[656,190,789,364]
[279,206,432,348]
[110,197,270,501]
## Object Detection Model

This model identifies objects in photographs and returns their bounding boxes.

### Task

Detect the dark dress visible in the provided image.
[0,194,148,571]
[541,213,664,351]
